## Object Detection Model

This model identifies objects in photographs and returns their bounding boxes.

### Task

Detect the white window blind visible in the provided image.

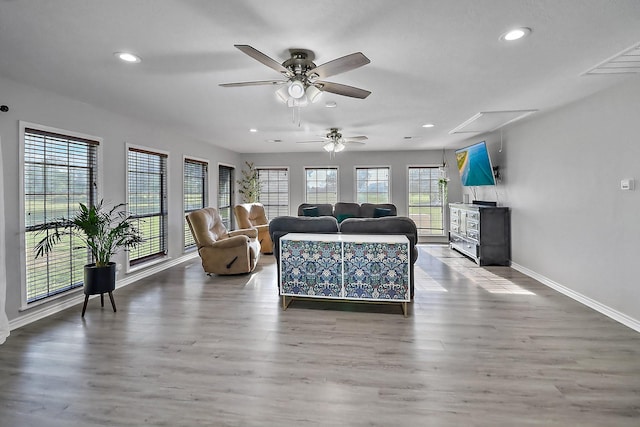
[408,167,444,236]
[257,167,289,219]
[356,167,390,203]
[184,159,208,249]
[305,167,338,204]
[24,127,99,303]
[127,147,168,265]
[218,165,234,230]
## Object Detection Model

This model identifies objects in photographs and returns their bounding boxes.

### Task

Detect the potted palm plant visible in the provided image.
[34,200,143,316]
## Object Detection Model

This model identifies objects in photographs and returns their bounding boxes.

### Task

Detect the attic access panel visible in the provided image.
[449,110,538,135]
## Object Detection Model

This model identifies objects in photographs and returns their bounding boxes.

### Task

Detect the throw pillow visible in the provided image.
[373,207,392,218]
[336,213,355,223]
[302,206,319,217]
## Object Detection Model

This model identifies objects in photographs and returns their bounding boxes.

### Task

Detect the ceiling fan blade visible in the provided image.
[219,80,287,87]
[307,52,370,79]
[296,140,327,144]
[316,81,371,99]
[345,140,366,145]
[344,136,368,141]
[234,45,292,76]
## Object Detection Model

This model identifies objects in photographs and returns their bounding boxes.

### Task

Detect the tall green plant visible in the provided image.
[237,161,261,203]
[34,200,143,267]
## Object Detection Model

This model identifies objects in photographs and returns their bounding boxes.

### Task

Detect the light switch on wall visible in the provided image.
[620,179,635,190]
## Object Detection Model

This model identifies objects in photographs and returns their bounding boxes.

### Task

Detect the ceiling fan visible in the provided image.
[297,128,367,153]
[220,45,372,105]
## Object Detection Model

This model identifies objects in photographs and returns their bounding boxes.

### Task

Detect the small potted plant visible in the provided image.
[34,200,143,316]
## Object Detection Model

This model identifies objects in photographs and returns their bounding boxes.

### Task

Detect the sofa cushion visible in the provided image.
[373,207,393,218]
[302,206,319,217]
[336,213,356,223]
[360,203,397,218]
[269,216,340,263]
[334,202,361,218]
[297,203,334,216]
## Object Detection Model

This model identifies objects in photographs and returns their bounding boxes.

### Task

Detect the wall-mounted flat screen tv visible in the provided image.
[455,141,496,186]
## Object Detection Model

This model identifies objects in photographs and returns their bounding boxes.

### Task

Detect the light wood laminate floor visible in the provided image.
[1,245,639,426]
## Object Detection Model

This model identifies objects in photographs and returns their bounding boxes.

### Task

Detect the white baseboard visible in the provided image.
[511,262,640,333]
[9,252,199,331]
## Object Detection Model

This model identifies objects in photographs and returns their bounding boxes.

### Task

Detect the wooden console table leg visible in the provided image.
[108,291,117,312]
[282,295,294,310]
[100,293,104,307]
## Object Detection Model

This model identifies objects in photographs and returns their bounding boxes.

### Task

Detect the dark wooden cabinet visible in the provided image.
[449,203,510,266]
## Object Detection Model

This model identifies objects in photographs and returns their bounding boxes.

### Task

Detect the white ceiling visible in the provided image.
[1,0,639,153]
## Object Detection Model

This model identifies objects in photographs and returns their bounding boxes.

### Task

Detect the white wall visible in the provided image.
[0,76,240,324]
[481,75,640,326]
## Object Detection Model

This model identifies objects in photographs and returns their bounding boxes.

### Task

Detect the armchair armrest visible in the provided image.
[206,234,250,249]
[228,228,258,239]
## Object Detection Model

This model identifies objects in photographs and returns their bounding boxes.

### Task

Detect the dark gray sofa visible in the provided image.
[269,215,418,298]
[297,202,397,220]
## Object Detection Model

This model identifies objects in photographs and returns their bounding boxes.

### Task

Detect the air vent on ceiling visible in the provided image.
[582,42,640,75]
[449,110,537,135]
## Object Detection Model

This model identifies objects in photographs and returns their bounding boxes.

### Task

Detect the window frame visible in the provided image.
[354,166,391,204]
[183,156,209,251]
[126,144,169,270]
[304,166,339,204]
[406,165,445,236]
[19,121,103,309]
[257,166,290,218]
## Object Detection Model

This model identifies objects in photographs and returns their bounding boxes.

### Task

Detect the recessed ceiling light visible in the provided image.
[249,128,258,133]
[266,139,282,143]
[325,101,337,108]
[500,27,531,42]
[404,136,413,140]
[422,123,435,128]
[114,52,141,63]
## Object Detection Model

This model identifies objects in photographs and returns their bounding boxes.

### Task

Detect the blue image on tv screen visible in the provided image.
[455,141,496,186]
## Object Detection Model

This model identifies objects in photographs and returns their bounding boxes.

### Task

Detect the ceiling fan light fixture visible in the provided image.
[288,80,306,99]
[334,142,345,152]
[323,142,335,152]
[297,95,309,107]
[306,85,323,103]
[276,86,290,103]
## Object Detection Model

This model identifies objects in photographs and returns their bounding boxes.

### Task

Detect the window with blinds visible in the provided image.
[305,167,338,204]
[408,166,444,236]
[127,147,168,265]
[356,167,390,203]
[257,167,289,219]
[184,158,208,249]
[23,127,99,303]
[218,165,234,230]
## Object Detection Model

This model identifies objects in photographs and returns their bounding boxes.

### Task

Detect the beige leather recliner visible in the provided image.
[234,203,273,254]
[186,207,261,275]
